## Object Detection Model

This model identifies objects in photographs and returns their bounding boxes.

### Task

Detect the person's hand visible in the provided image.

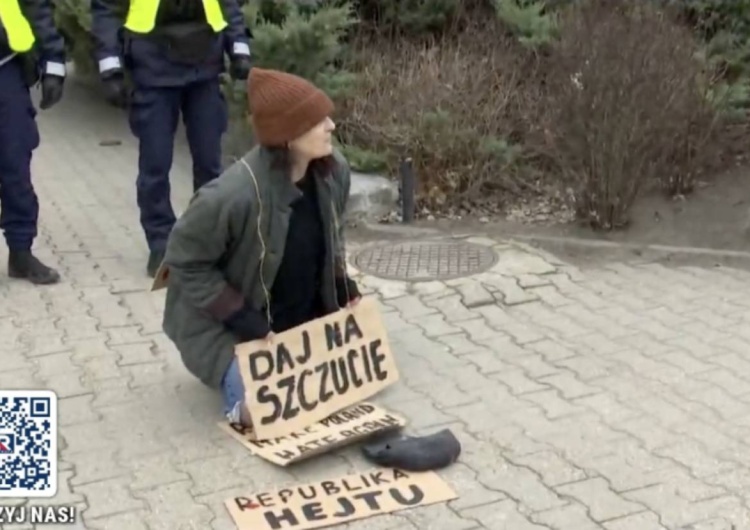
[336,276,361,308]
[229,55,252,81]
[264,332,275,343]
[223,304,271,342]
[102,72,129,109]
[39,75,64,110]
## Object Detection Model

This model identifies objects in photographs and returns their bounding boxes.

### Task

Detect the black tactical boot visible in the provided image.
[8,251,61,285]
[146,250,164,279]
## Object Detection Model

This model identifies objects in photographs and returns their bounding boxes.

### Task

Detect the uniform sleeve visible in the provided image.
[221,0,251,58]
[163,181,250,322]
[90,0,124,76]
[24,0,67,77]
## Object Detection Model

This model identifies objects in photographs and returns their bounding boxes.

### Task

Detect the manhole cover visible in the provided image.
[353,241,498,281]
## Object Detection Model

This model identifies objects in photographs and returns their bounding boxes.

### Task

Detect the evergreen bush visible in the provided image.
[222,0,357,161]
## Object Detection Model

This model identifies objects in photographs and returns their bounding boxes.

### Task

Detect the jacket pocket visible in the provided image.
[127,87,160,137]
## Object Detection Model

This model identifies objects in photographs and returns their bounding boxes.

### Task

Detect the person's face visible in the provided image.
[289,117,336,160]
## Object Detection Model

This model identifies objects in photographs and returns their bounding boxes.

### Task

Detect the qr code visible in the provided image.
[0,390,57,498]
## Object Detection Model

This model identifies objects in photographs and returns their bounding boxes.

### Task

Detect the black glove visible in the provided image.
[224,303,271,342]
[229,55,252,81]
[39,75,64,110]
[335,276,361,308]
[101,72,129,109]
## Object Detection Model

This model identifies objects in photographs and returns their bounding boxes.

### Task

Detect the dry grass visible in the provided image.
[337,0,735,226]
[337,21,541,212]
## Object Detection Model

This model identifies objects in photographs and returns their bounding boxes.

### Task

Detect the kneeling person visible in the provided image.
[161,68,361,426]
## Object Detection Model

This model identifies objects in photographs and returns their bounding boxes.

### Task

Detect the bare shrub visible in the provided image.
[337,21,540,212]
[533,0,723,229]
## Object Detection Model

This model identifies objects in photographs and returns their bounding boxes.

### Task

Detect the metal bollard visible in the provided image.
[400,157,415,223]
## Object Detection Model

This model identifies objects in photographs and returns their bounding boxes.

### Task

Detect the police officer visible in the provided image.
[0,0,66,285]
[90,0,252,277]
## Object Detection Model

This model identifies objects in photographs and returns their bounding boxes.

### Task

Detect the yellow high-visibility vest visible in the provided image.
[125,0,228,34]
[0,0,35,53]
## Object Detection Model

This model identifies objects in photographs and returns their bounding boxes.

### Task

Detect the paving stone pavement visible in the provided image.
[3,82,750,530]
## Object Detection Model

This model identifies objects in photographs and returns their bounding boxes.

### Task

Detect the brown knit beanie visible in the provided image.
[247,67,335,148]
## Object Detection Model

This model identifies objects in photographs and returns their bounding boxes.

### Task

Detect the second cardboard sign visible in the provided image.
[221,402,406,466]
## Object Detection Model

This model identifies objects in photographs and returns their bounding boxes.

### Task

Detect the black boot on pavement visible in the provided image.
[147,250,165,279]
[8,251,61,285]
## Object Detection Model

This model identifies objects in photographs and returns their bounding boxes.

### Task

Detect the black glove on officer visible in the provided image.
[229,55,252,81]
[101,71,129,109]
[223,302,271,342]
[39,75,64,110]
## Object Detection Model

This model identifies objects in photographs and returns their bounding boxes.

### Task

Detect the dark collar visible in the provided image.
[249,146,333,208]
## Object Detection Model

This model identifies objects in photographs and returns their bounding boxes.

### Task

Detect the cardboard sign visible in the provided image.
[225,468,457,530]
[235,297,399,440]
[219,402,406,466]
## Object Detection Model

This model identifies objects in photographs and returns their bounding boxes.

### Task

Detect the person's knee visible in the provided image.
[0,116,38,164]
[136,144,174,182]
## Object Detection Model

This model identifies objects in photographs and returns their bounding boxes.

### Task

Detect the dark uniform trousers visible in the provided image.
[0,57,40,252]
[91,0,251,256]
[129,77,227,253]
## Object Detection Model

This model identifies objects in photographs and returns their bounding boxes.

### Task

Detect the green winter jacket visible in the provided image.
[161,145,353,389]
